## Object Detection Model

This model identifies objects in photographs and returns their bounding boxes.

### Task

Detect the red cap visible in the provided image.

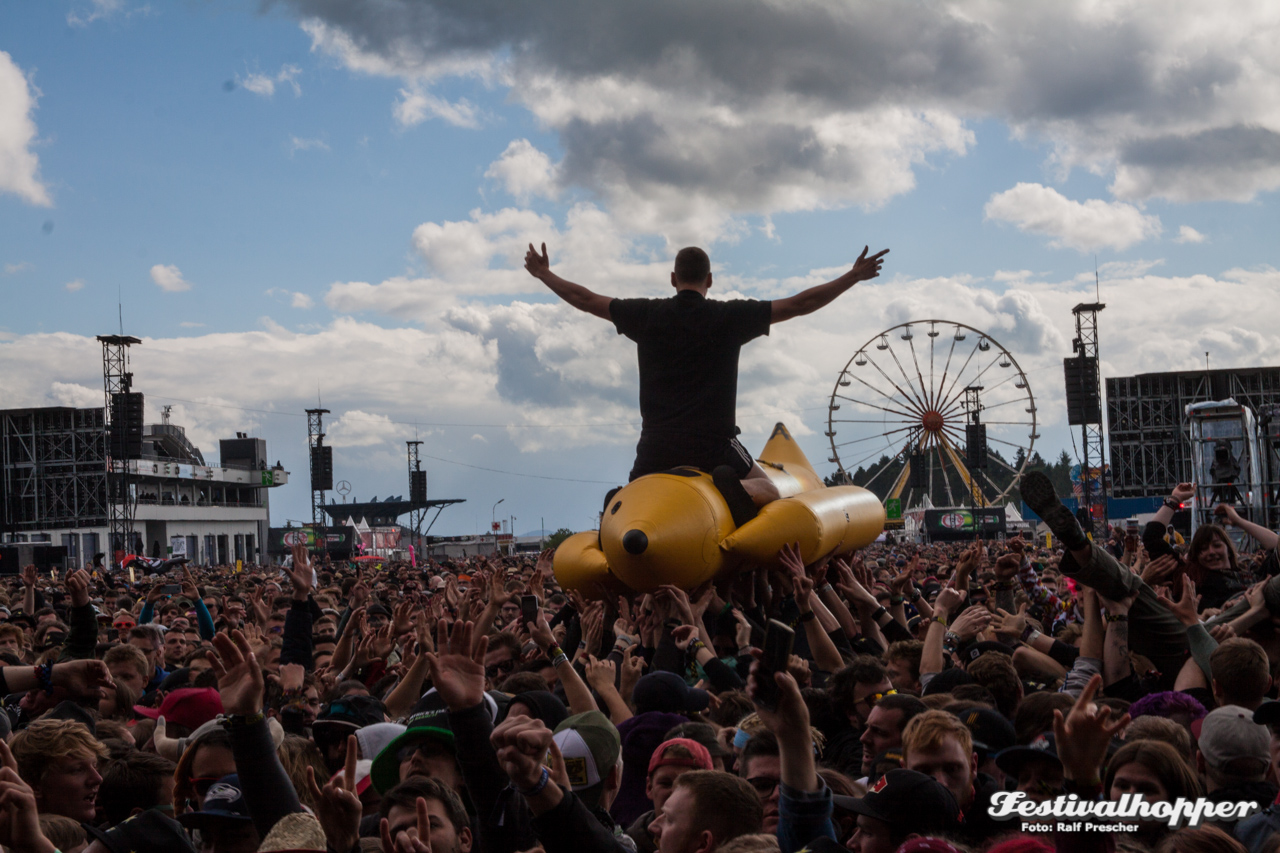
[134,687,224,730]
[647,738,713,774]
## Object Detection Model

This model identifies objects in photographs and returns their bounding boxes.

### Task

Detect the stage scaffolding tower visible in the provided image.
[407,440,425,542]
[97,334,141,569]
[1072,303,1108,531]
[306,409,331,529]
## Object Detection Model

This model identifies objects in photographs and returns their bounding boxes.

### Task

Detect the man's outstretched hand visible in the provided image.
[850,247,889,282]
[525,243,551,279]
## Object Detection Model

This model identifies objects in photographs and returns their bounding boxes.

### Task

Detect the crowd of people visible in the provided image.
[1,474,1279,853]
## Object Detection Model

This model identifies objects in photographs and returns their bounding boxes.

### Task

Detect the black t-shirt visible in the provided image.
[610,290,771,440]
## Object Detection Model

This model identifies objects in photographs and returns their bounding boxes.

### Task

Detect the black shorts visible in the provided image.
[629,433,754,481]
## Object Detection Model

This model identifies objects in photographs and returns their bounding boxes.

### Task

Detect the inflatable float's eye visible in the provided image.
[623,529,648,555]
[611,501,622,515]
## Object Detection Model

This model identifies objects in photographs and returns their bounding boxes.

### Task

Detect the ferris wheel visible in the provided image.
[826,320,1037,511]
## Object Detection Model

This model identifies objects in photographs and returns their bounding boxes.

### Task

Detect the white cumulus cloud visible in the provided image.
[1176,225,1208,244]
[0,52,51,207]
[64,279,84,292]
[289,136,330,154]
[485,139,559,201]
[984,183,1162,252]
[150,264,192,292]
[239,65,303,98]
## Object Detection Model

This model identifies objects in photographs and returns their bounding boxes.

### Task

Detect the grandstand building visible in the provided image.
[0,405,287,569]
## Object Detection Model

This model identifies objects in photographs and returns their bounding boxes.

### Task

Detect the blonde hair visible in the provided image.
[11,719,109,785]
[276,735,330,811]
[103,643,150,682]
[716,834,781,853]
[900,710,973,763]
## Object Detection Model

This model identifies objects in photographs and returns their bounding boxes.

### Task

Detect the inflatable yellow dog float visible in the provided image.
[554,423,886,593]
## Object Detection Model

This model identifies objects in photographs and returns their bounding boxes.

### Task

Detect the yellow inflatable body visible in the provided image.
[554,423,886,593]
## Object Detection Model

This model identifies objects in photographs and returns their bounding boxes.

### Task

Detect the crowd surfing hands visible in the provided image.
[0,741,54,853]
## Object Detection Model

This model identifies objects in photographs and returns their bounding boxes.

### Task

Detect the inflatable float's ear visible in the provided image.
[552,531,613,593]
[720,486,886,567]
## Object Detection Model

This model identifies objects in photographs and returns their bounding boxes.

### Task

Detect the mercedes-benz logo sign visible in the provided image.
[336,480,352,496]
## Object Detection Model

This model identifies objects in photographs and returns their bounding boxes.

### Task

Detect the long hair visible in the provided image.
[1104,739,1202,803]
[1183,524,1240,583]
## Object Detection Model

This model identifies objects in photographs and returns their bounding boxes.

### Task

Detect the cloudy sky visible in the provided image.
[2,1,1278,537]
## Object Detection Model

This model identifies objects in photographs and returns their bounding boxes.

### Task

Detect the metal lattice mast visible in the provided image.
[306,409,330,528]
[97,335,141,569]
[407,441,424,542]
[1072,303,1108,529]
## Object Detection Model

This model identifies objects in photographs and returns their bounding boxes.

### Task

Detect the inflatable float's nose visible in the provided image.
[622,529,648,555]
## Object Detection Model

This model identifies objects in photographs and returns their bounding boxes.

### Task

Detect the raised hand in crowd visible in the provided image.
[1053,674,1130,785]
[427,620,487,712]
[380,795,434,853]
[308,734,362,853]
[0,741,53,853]
[209,629,265,716]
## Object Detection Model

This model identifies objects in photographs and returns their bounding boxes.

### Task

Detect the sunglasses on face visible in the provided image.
[485,659,516,678]
[857,689,897,710]
[114,622,135,630]
[746,777,779,797]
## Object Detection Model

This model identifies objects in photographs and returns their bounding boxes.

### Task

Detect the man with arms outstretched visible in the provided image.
[525,243,887,519]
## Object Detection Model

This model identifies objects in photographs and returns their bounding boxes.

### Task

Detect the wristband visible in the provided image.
[871,606,889,622]
[33,662,54,695]
[516,766,551,797]
[547,645,565,660]
[910,589,921,601]
[551,652,569,668]
[1027,629,1042,645]
[819,584,834,594]
[944,631,961,646]
[992,580,1015,591]
[224,711,265,727]
[889,595,904,605]
[578,640,587,650]
[1020,624,1036,642]
[689,639,707,653]
[798,610,817,623]
[933,614,948,626]
[1105,613,1128,624]
[1164,497,1181,511]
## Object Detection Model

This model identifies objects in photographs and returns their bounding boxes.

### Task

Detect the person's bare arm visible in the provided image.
[770,247,888,324]
[525,243,612,320]
[1217,504,1280,551]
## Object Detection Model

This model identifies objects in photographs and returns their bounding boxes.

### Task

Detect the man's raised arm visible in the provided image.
[770,246,888,324]
[525,242,613,320]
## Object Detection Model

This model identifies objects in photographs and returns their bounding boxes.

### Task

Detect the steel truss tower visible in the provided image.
[1072,303,1108,530]
[407,441,424,542]
[306,409,330,528]
[97,335,141,569]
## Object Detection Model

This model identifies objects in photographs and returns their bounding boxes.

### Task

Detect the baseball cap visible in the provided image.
[370,700,455,794]
[133,687,223,731]
[632,671,709,715]
[662,720,733,761]
[962,641,1015,664]
[83,809,197,853]
[995,732,1062,777]
[647,738,713,774]
[1198,704,1270,771]
[313,695,388,735]
[832,769,960,834]
[955,706,1016,759]
[177,774,253,830]
[552,710,621,805]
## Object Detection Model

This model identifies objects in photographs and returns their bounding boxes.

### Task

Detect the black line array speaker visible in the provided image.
[109,392,145,458]
[965,423,988,470]
[410,470,427,503]
[310,445,333,492]
[1064,356,1102,425]
[909,452,927,489]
